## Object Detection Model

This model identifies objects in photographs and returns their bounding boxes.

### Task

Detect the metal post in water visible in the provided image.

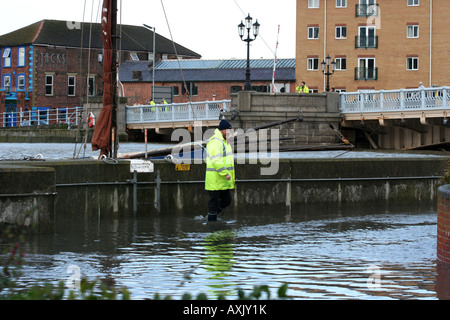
[133,170,137,215]
[145,129,148,159]
[156,170,161,214]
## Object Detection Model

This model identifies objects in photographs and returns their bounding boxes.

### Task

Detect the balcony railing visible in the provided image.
[355,36,378,49]
[355,4,379,17]
[354,67,378,81]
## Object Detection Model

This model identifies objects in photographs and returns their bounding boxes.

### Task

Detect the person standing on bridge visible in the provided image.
[205,119,235,221]
[149,100,156,112]
[296,81,309,93]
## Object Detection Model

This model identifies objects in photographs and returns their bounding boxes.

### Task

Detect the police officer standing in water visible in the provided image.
[205,119,235,221]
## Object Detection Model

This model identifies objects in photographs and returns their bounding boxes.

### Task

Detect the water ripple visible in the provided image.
[1,210,444,300]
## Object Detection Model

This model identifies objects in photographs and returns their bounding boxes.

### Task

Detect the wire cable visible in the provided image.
[160,0,198,120]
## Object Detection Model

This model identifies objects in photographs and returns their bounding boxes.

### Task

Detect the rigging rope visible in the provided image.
[73,0,88,158]
[160,0,198,121]
[74,0,104,159]
[76,0,102,159]
[271,25,280,93]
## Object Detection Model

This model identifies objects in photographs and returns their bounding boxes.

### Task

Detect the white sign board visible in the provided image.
[129,160,154,173]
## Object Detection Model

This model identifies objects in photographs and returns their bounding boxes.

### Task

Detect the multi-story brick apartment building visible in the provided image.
[296,0,450,92]
[0,19,200,126]
[120,58,296,105]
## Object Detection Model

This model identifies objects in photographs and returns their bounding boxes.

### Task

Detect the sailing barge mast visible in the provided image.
[91,0,118,159]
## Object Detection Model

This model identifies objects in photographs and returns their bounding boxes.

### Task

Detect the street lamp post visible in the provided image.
[321,55,336,92]
[238,14,260,91]
[143,24,156,101]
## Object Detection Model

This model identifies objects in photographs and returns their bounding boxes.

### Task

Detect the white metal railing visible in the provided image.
[1,106,84,128]
[340,86,450,114]
[126,100,231,124]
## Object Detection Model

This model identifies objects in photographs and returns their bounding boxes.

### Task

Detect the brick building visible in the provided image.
[296,0,450,92]
[120,58,296,105]
[0,19,200,126]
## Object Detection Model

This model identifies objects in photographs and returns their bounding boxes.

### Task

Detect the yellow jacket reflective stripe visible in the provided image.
[205,129,235,191]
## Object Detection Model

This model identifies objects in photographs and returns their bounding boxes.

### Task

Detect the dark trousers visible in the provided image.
[208,190,232,215]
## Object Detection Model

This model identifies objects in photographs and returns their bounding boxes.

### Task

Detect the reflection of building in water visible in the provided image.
[202,229,236,298]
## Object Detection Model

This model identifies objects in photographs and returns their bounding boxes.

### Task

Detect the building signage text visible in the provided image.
[40,52,66,66]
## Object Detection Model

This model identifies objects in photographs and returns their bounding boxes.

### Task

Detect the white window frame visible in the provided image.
[336,0,347,8]
[2,48,11,68]
[335,57,347,71]
[68,75,76,96]
[359,0,376,5]
[308,0,319,9]
[88,76,95,96]
[358,25,376,47]
[45,75,54,96]
[407,0,419,6]
[3,75,11,92]
[17,47,26,67]
[308,27,319,39]
[407,25,419,38]
[406,57,419,70]
[335,26,347,39]
[307,58,319,71]
[17,74,25,91]
[358,57,376,80]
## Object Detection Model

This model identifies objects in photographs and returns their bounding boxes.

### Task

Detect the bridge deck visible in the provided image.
[340,86,449,122]
[126,100,230,130]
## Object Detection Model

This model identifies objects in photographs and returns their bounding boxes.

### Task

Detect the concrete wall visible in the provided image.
[0,156,446,233]
[0,127,92,143]
[1,160,133,233]
[156,158,445,216]
[0,165,55,232]
[226,91,343,147]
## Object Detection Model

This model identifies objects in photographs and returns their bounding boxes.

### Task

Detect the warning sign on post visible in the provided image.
[129,160,154,173]
[175,164,190,171]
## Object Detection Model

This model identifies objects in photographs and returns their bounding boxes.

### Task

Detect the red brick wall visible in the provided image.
[33,46,103,109]
[122,82,152,105]
[438,185,450,265]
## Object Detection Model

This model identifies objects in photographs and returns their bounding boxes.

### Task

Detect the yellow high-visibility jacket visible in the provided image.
[296,85,309,93]
[205,129,235,191]
[150,101,156,112]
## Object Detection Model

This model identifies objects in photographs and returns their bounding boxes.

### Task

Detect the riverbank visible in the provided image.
[0,126,128,143]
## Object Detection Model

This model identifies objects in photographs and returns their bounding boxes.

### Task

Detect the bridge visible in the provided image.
[340,86,450,149]
[125,100,230,131]
[124,87,449,150]
[340,86,449,123]
[1,87,447,150]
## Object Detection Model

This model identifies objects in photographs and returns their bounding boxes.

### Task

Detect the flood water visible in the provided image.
[1,143,449,300]
[0,142,447,161]
[2,206,447,300]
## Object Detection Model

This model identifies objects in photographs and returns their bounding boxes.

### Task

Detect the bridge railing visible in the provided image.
[126,100,231,124]
[340,86,450,114]
[1,106,84,128]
